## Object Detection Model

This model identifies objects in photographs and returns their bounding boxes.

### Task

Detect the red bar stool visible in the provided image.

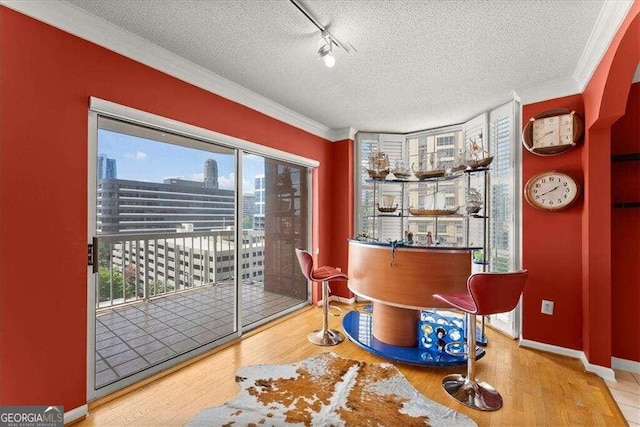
[295,248,348,346]
[433,270,528,411]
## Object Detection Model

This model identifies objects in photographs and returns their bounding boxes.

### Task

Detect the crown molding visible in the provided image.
[513,77,581,106]
[330,127,357,142]
[573,0,634,92]
[0,0,337,141]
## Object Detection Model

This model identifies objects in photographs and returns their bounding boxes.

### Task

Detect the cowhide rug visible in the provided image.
[186,352,476,426]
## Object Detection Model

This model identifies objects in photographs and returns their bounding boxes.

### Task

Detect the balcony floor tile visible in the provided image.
[169,338,199,354]
[143,347,176,365]
[94,282,305,389]
[134,340,166,356]
[158,332,189,346]
[105,349,139,367]
[97,342,131,359]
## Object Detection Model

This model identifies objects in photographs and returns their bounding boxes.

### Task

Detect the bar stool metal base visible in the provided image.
[308,328,344,346]
[308,279,344,346]
[442,374,503,411]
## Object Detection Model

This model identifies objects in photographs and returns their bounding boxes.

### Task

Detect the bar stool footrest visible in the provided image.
[328,305,342,317]
[444,341,468,356]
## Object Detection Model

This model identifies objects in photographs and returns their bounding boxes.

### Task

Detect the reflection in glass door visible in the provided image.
[240,155,310,329]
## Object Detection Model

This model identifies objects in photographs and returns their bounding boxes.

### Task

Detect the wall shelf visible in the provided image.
[368,213,487,219]
[613,202,640,208]
[611,152,640,162]
[611,151,639,208]
[366,168,489,253]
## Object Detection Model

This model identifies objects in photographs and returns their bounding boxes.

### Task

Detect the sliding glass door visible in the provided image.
[91,117,239,396]
[88,111,312,399]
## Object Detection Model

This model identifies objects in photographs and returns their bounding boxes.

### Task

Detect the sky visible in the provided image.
[98,129,264,193]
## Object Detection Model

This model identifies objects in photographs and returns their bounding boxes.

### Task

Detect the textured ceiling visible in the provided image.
[65,0,604,133]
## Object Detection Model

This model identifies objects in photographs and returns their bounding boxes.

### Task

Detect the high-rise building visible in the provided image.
[97,156,235,233]
[253,174,265,230]
[97,179,234,233]
[98,154,117,179]
[98,157,232,233]
[243,194,255,218]
[204,159,218,189]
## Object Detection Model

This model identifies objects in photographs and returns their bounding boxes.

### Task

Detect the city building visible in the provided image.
[203,158,218,189]
[253,174,265,230]
[242,193,255,222]
[97,159,233,233]
[97,178,234,233]
[97,153,117,179]
[104,230,265,307]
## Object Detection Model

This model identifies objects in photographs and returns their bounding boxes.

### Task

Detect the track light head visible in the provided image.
[317,33,335,68]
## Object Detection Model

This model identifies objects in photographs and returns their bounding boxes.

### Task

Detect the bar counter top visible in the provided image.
[348,238,482,251]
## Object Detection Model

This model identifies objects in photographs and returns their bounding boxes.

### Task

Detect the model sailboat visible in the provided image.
[365,151,390,180]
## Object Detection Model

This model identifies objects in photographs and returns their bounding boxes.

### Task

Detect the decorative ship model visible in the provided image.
[465,188,483,214]
[365,151,390,180]
[463,137,493,169]
[390,160,412,180]
[376,194,398,213]
[409,186,459,216]
[412,152,446,180]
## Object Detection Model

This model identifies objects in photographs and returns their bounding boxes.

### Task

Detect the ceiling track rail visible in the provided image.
[289,0,355,53]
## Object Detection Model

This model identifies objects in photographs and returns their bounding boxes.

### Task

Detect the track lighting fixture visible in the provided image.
[289,0,355,69]
[318,32,335,68]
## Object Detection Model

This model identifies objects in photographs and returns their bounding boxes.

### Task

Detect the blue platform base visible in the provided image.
[359,305,488,346]
[342,310,485,367]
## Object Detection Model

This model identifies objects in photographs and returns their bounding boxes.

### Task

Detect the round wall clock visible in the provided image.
[522,108,584,156]
[524,171,580,211]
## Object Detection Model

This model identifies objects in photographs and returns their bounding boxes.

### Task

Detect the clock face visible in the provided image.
[525,171,579,211]
[523,109,583,156]
[532,114,574,149]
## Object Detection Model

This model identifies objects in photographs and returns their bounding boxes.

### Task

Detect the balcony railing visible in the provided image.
[96,229,265,309]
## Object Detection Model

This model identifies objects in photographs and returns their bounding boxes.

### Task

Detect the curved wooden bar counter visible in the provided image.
[348,239,477,347]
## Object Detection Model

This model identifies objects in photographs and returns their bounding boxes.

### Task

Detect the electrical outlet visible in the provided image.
[541,299,554,315]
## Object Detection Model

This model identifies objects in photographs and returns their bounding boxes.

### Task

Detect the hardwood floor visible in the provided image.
[79,304,626,426]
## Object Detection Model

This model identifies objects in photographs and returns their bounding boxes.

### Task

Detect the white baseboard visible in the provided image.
[333,295,355,305]
[64,404,87,425]
[317,295,355,306]
[580,353,616,382]
[519,338,583,358]
[519,339,616,381]
[612,356,640,374]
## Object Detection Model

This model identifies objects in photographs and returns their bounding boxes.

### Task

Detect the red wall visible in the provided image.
[0,8,339,408]
[582,2,640,366]
[522,95,585,350]
[329,139,355,299]
[611,82,640,362]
